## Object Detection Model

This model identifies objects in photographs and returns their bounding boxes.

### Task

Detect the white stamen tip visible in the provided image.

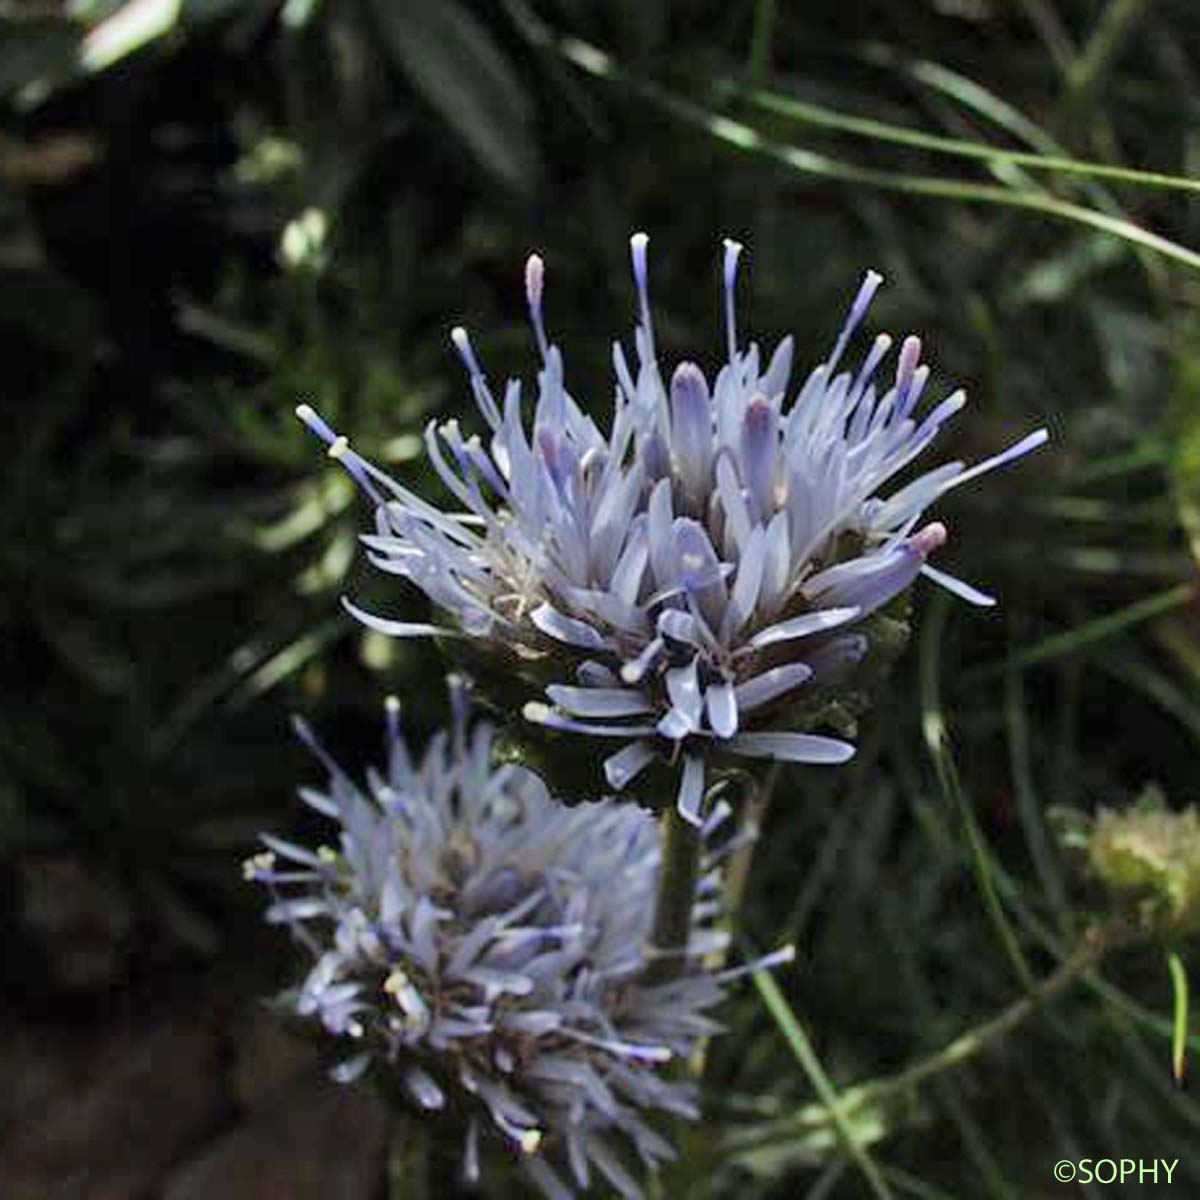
[723,238,744,281]
[327,435,349,460]
[518,1129,543,1155]
[523,701,551,724]
[525,254,544,305]
[385,695,400,716]
[295,403,315,422]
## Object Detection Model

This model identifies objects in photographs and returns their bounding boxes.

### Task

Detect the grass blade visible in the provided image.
[749,959,894,1199]
[969,582,1197,680]
[920,593,1035,989]
[731,84,1200,194]
[1169,951,1190,1087]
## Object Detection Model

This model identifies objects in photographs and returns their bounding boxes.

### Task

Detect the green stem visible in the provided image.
[696,767,779,1080]
[864,920,1130,1104]
[746,0,778,85]
[646,805,702,984]
[729,919,1134,1154]
[751,964,894,1199]
[1062,0,1154,129]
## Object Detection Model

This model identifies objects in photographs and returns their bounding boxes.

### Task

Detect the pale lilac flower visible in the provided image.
[297,236,1046,824]
[249,681,777,1198]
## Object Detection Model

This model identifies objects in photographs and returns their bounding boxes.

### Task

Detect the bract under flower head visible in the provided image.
[250,682,770,1198]
[298,236,1047,823]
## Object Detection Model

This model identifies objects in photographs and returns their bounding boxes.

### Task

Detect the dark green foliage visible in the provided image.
[3,0,1200,1194]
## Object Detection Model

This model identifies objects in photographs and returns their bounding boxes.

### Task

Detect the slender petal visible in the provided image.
[729,732,855,763]
[677,755,707,826]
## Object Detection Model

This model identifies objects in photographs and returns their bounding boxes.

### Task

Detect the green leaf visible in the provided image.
[79,0,182,73]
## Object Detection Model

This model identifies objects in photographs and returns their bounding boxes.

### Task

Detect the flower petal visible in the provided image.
[729,731,854,764]
[603,741,658,790]
[733,663,813,712]
[705,681,738,739]
[546,685,654,718]
[676,755,707,826]
[531,603,607,650]
[746,605,860,652]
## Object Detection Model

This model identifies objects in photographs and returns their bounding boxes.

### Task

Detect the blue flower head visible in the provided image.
[298,236,1046,823]
[249,681,778,1197]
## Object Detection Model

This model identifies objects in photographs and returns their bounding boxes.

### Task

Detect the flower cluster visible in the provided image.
[1068,786,1200,936]
[297,235,1046,823]
[249,681,773,1198]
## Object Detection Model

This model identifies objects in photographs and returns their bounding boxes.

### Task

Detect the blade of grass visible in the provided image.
[1095,650,1200,745]
[508,14,1200,274]
[1061,0,1154,128]
[920,592,1035,990]
[1169,951,1190,1087]
[994,860,1200,1059]
[728,923,1127,1154]
[749,958,894,1199]
[747,0,777,86]
[728,84,1200,194]
[1005,664,1069,922]
[932,1079,1017,1199]
[967,583,1197,681]
[226,616,348,709]
[1070,437,1167,485]
[883,1166,959,1200]
[590,54,1200,272]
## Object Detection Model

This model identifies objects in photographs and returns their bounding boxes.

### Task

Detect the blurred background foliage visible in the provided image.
[3,0,1200,1196]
